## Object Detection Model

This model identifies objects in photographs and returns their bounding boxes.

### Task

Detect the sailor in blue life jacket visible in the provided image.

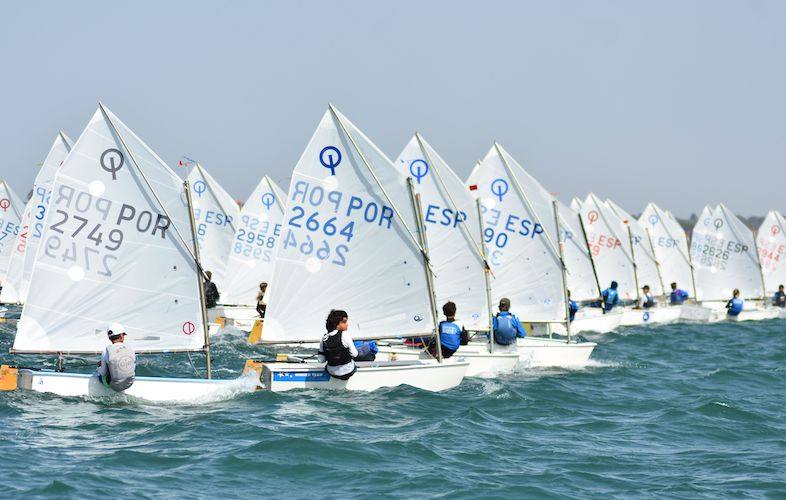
[726,289,744,317]
[568,290,579,322]
[639,285,655,309]
[353,339,378,362]
[96,326,136,392]
[318,309,359,380]
[600,281,620,311]
[773,284,786,308]
[492,297,527,345]
[426,301,467,359]
[669,282,689,305]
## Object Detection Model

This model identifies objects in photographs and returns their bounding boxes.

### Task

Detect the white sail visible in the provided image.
[579,193,636,300]
[570,197,583,212]
[14,105,205,353]
[5,133,74,303]
[466,143,566,321]
[186,164,239,287]
[395,134,488,330]
[262,106,433,342]
[0,181,25,302]
[639,202,694,295]
[756,210,786,295]
[557,201,599,301]
[605,198,664,296]
[690,204,763,301]
[221,176,286,306]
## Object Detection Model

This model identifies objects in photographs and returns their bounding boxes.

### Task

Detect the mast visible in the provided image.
[751,228,769,302]
[552,200,572,343]
[407,177,442,362]
[476,198,495,353]
[578,210,605,312]
[626,223,641,304]
[644,227,667,301]
[185,180,212,379]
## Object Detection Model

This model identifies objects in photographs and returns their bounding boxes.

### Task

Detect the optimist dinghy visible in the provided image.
[3,132,74,304]
[756,211,786,318]
[0,180,25,304]
[1,104,261,402]
[249,106,468,392]
[462,144,596,366]
[374,134,519,376]
[218,176,286,331]
[689,204,779,322]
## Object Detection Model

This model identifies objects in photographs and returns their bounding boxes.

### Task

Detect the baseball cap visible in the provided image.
[499,297,511,308]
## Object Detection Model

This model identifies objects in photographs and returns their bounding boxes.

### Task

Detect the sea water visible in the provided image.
[1,318,785,497]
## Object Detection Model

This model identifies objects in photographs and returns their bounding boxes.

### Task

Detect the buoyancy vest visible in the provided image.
[602,288,619,310]
[494,313,517,345]
[438,321,462,351]
[727,298,744,316]
[104,343,135,392]
[321,332,352,366]
[642,293,655,308]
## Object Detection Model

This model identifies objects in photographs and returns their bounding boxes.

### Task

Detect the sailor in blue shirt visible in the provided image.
[773,284,786,308]
[492,297,527,345]
[427,301,466,359]
[601,281,620,311]
[669,282,689,305]
[568,289,579,322]
[726,288,744,316]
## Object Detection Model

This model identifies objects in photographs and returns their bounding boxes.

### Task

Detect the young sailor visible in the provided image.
[725,289,744,317]
[353,339,378,361]
[601,281,620,311]
[773,284,786,308]
[318,309,358,380]
[640,285,655,309]
[492,297,527,345]
[256,282,268,318]
[97,327,136,392]
[568,289,579,322]
[204,270,220,309]
[669,282,689,305]
[427,301,466,359]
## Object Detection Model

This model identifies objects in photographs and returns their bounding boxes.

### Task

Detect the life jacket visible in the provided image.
[774,291,786,308]
[670,289,687,305]
[494,313,517,345]
[104,343,135,392]
[602,288,619,311]
[320,331,352,366]
[438,321,462,351]
[642,293,655,308]
[727,298,743,316]
[569,300,579,322]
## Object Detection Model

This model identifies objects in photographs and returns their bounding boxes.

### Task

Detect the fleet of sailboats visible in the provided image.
[0,103,784,401]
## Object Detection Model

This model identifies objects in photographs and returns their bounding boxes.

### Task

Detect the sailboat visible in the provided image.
[605,199,681,325]
[757,211,786,318]
[375,134,519,377]
[639,202,696,320]
[464,143,596,367]
[0,181,25,305]
[185,163,240,324]
[3,132,74,305]
[550,201,622,334]
[1,104,261,402]
[249,106,469,391]
[220,175,286,330]
[689,204,778,322]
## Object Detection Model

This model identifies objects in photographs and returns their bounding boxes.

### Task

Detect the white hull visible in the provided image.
[376,346,519,378]
[619,306,683,326]
[780,308,786,319]
[727,308,781,322]
[465,337,596,367]
[17,369,260,403]
[213,305,260,331]
[549,309,623,334]
[679,304,726,323]
[260,359,468,392]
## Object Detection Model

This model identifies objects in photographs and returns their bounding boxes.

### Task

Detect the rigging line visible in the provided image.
[329,105,431,271]
[99,103,206,280]
[494,143,562,266]
[415,133,487,266]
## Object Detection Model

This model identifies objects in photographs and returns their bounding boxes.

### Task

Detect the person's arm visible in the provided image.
[343,332,359,358]
[513,316,527,338]
[98,348,109,375]
[492,315,498,331]
[317,338,326,363]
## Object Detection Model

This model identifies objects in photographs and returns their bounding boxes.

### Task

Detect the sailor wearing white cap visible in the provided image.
[97,324,136,392]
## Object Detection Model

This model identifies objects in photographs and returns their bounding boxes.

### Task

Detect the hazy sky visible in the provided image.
[1,0,784,218]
